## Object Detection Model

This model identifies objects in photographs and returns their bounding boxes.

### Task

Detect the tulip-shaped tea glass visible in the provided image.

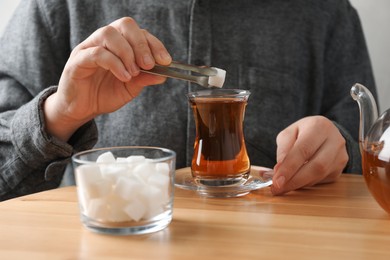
[72,146,176,235]
[174,89,273,197]
[188,89,251,186]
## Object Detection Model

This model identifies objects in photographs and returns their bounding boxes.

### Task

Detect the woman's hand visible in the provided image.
[271,116,348,195]
[44,17,172,141]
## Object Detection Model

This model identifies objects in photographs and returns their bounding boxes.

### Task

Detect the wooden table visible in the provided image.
[0,169,389,259]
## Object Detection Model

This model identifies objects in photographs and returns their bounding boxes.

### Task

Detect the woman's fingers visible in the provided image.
[110,17,153,69]
[51,17,171,142]
[123,73,167,100]
[272,116,348,195]
[67,45,132,82]
[143,29,172,65]
[110,17,171,69]
[74,17,172,81]
[274,117,327,188]
[76,25,136,77]
[276,126,297,164]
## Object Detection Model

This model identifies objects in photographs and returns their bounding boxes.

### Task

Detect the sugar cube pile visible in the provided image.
[76,152,171,222]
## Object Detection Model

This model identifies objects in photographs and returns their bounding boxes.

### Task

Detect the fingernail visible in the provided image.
[143,54,154,66]
[275,176,285,189]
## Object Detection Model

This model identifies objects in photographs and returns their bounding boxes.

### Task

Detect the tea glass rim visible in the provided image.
[187,89,250,100]
[72,146,176,165]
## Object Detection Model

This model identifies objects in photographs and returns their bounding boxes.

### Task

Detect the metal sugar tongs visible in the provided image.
[140,61,226,88]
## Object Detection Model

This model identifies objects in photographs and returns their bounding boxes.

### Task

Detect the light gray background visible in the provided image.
[0,0,389,112]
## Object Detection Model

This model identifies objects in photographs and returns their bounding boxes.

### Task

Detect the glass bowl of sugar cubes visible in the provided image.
[72,146,176,235]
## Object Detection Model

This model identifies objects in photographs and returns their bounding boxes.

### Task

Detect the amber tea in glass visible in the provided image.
[188,89,251,186]
[362,142,390,214]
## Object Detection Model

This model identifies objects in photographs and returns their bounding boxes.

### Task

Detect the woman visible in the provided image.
[0,0,376,200]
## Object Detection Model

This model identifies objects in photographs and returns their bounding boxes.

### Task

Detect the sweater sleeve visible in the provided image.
[0,87,98,200]
[0,0,98,200]
[333,121,361,174]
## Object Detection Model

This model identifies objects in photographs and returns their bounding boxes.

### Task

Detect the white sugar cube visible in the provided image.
[116,157,127,163]
[76,165,110,207]
[124,199,147,222]
[76,164,102,186]
[149,178,170,207]
[91,179,111,197]
[86,198,110,221]
[96,151,129,180]
[114,176,143,200]
[108,207,130,222]
[105,194,131,222]
[141,186,166,219]
[126,155,146,163]
[109,207,132,222]
[155,162,170,176]
[133,162,155,183]
[96,151,116,163]
[208,67,226,88]
[148,173,170,190]
[100,164,128,177]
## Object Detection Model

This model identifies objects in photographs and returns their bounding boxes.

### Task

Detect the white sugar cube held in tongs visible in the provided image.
[141,61,226,88]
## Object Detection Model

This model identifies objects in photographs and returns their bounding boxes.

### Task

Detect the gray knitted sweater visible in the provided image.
[0,0,376,200]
